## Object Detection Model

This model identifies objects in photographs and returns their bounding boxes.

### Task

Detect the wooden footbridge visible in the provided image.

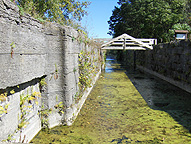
[95,33,157,69]
[95,33,157,50]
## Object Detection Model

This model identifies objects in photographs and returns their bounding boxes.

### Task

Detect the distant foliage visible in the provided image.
[13,0,90,27]
[171,23,191,31]
[108,0,191,42]
[167,23,191,42]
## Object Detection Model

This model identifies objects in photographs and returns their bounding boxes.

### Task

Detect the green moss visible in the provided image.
[31,62,191,144]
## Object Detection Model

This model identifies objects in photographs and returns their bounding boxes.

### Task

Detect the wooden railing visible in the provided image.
[101,34,157,50]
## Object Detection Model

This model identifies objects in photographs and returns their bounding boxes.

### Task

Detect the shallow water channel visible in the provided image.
[32,57,191,144]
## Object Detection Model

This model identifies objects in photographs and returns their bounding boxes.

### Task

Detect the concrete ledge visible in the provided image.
[137,65,191,93]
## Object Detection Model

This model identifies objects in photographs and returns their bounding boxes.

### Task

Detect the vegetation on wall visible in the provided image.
[39,103,52,129]
[1,1,103,142]
[0,92,9,116]
[1,77,66,142]
[19,90,41,131]
[75,45,102,101]
[108,0,191,42]
[11,0,90,29]
[78,50,96,91]
[0,87,41,142]
[10,42,16,58]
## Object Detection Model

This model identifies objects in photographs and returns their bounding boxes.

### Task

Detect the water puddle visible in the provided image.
[31,57,191,144]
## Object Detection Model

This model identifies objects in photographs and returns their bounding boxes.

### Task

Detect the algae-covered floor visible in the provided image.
[31,59,191,144]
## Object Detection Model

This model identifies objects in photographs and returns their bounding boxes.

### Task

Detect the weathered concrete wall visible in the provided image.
[0,0,102,142]
[119,40,191,93]
[0,0,45,142]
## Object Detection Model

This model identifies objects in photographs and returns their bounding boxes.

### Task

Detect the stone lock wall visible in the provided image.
[136,40,191,93]
[0,0,102,142]
[119,40,191,93]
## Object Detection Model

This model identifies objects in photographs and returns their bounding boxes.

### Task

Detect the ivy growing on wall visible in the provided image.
[0,92,9,116]
[75,47,103,102]
[1,87,41,142]
[78,50,95,91]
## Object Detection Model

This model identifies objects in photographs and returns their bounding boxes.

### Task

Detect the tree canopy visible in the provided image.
[13,0,90,27]
[108,0,191,42]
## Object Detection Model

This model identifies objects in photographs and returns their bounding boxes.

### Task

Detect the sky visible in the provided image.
[80,0,119,38]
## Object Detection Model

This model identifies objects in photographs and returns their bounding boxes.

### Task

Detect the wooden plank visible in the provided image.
[110,42,144,46]
[123,34,153,49]
[113,39,156,44]
[101,34,127,47]
[101,33,157,50]
[102,34,153,49]
[102,46,147,50]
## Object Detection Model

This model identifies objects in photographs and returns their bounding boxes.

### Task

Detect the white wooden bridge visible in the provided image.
[99,34,157,50]
[95,33,157,70]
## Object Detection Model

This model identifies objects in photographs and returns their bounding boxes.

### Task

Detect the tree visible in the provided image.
[167,23,191,41]
[108,0,191,42]
[14,0,90,26]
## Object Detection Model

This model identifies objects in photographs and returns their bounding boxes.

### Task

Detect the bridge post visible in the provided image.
[123,38,126,50]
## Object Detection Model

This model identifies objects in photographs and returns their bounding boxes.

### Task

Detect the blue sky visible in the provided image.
[80,0,119,38]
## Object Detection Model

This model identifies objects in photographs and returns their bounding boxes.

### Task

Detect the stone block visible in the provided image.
[1,0,19,12]
[46,75,65,93]
[63,72,79,90]
[0,0,102,141]
[0,54,46,89]
[64,54,79,74]
[188,74,191,84]
[0,22,46,54]
[63,89,77,108]
[64,26,79,38]
[47,91,64,108]
[15,114,41,143]
[48,111,63,128]
[44,22,66,37]
[0,92,20,141]
[65,38,81,54]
